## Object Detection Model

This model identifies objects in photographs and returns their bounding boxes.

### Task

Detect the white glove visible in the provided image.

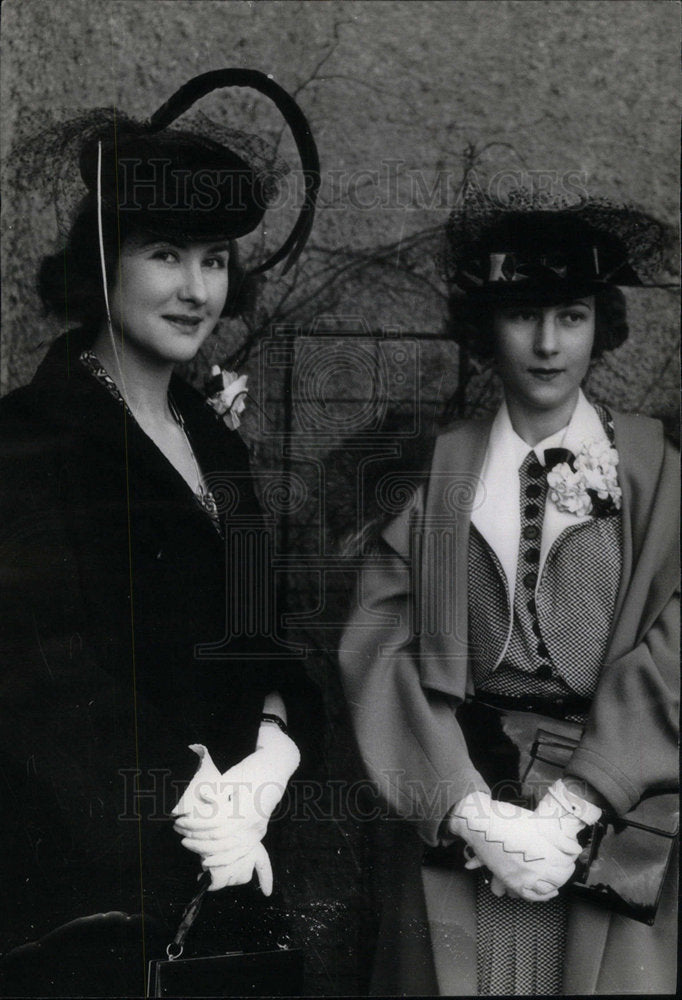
[171,725,300,893]
[203,839,274,895]
[447,791,579,901]
[461,845,510,899]
[532,778,601,885]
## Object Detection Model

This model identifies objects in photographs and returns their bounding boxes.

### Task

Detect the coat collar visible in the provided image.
[25,330,246,539]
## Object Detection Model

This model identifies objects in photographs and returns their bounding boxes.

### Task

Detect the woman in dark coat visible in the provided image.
[0,70,320,996]
[339,191,678,995]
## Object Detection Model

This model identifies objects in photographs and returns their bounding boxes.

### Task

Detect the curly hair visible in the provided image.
[37,197,258,330]
[448,285,629,361]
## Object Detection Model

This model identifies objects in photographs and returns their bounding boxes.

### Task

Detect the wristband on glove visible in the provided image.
[255,719,300,777]
[261,712,288,734]
[543,779,603,828]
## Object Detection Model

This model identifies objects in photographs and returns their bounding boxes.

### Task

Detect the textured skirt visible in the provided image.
[476,872,567,995]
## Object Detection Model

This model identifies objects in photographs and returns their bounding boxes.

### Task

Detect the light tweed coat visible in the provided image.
[339,409,679,995]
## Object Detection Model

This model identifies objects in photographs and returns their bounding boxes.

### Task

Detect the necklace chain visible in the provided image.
[168,394,205,497]
[167,394,221,533]
[79,351,222,534]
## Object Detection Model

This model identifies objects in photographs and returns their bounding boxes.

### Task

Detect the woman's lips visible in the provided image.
[528,368,564,381]
[163,314,203,330]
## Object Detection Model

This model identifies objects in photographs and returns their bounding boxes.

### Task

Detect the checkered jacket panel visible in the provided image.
[535,514,622,695]
[468,504,622,698]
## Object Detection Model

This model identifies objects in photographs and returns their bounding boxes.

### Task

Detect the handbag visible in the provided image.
[423,698,678,925]
[147,873,304,997]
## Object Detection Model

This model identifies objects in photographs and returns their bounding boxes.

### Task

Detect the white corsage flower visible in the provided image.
[547,438,621,518]
[547,463,593,517]
[205,365,249,430]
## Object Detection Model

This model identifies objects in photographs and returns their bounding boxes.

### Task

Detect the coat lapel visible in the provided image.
[418,418,491,698]
[470,409,521,601]
[605,411,678,659]
[30,333,233,549]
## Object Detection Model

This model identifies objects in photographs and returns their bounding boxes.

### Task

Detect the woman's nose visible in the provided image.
[533,314,559,356]
[178,262,208,305]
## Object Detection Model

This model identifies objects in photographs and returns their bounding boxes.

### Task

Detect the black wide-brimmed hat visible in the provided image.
[442,183,666,303]
[79,124,273,245]
[15,69,321,276]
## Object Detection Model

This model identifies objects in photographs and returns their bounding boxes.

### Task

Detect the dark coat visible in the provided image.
[0,331,318,991]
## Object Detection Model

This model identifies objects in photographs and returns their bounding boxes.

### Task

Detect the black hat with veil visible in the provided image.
[11,68,321,275]
[440,180,668,305]
[6,69,321,353]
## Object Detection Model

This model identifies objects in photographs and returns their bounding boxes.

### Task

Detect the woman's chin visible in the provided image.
[124,329,214,367]
[526,390,571,412]
[167,341,207,364]
[508,384,576,415]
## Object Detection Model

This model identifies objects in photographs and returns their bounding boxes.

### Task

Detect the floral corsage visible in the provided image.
[547,438,622,518]
[205,365,249,430]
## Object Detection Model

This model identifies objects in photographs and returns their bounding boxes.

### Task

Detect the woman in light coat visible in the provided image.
[339,196,678,995]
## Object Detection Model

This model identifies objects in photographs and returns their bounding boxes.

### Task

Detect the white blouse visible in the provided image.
[470,389,610,607]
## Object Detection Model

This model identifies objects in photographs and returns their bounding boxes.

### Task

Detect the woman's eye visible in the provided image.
[151,249,178,263]
[204,255,228,270]
[561,311,588,325]
[506,310,537,323]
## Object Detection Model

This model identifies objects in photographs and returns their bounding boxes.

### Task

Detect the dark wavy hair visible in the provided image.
[37,198,259,330]
[448,285,629,361]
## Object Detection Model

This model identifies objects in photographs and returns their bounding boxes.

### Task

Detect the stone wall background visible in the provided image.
[1,1,679,993]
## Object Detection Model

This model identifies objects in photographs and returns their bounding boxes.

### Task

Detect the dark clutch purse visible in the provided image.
[147,873,304,997]
[423,700,678,925]
[148,949,303,998]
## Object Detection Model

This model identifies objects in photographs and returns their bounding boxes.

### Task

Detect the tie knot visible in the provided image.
[544,447,575,472]
[519,448,576,477]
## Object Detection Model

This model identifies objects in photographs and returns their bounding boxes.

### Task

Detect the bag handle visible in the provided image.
[166,871,212,960]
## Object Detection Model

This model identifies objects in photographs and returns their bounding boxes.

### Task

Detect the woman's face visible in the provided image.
[109,238,229,366]
[493,297,596,419]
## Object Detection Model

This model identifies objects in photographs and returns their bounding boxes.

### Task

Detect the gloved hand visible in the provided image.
[172,724,300,893]
[461,844,510,898]
[203,839,274,895]
[447,791,579,901]
[532,778,602,884]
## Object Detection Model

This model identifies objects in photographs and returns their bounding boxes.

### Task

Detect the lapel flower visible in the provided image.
[547,438,621,519]
[205,365,249,430]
